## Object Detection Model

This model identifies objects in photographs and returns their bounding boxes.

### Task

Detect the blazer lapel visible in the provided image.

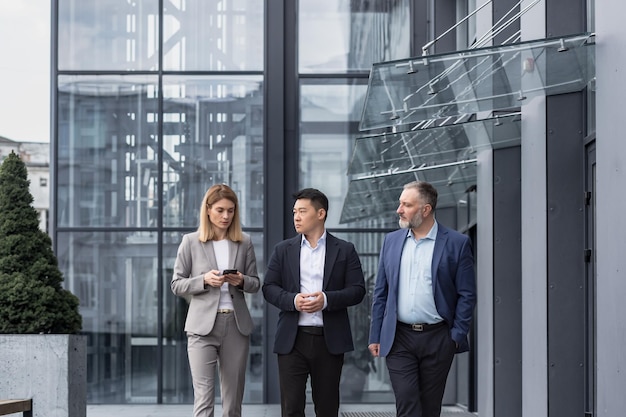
[431,226,448,297]
[323,234,338,289]
[287,236,302,290]
[388,231,406,296]
[228,240,240,268]
[200,240,218,268]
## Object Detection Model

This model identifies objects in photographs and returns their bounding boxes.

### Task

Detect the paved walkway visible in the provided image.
[86,403,474,417]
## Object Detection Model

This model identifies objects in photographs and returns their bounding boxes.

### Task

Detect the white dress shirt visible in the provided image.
[296,232,327,327]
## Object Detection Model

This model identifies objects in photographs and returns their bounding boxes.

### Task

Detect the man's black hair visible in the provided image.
[293,188,329,213]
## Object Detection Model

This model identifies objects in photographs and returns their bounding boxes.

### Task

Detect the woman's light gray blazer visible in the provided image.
[171,231,260,336]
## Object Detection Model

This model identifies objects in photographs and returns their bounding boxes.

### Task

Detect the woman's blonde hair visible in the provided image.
[198,184,243,242]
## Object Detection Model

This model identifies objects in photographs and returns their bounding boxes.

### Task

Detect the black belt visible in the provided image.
[298,326,324,335]
[397,321,447,332]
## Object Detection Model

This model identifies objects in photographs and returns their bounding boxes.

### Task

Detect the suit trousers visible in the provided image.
[277,328,344,417]
[187,312,249,417]
[385,323,456,417]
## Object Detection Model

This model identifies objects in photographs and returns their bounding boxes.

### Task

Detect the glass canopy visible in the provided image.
[359,32,595,131]
[340,113,520,223]
[340,167,476,224]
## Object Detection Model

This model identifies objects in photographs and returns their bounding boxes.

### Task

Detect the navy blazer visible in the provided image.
[262,233,366,355]
[369,223,476,356]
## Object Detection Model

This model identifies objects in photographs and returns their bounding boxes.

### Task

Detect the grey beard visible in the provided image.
[399,215,422,229]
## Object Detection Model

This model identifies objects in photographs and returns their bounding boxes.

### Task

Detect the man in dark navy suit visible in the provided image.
[369,181,476,417]
[263,188,366,417]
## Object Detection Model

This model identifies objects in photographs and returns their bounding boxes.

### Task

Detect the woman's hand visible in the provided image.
[223,271,244,287]
[203,270,225,287]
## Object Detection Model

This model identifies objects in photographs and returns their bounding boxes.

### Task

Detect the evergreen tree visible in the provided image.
[0,151,82,333]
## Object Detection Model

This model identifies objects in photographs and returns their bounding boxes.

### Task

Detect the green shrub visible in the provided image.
[0,151,82,334]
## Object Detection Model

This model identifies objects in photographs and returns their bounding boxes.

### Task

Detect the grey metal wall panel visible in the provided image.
[545,0,587,414]
[546,92,585,417]
[583,142,595,416]
[546,0,585,37]
[412,0,430,56]
[433,0,457,53]
[493,0,520,45]
[493,146,522,417]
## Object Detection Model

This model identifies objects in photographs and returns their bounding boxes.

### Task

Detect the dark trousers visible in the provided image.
[386,323,456,417]
[277,328,344,417]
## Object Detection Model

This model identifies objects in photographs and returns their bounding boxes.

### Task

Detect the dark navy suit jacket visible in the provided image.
[263,233,366,355]
[369,223,476,357]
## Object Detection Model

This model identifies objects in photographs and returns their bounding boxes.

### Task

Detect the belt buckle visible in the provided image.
[411,324,424,331]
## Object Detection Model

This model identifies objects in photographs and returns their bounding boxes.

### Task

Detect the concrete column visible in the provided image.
[0,335,86,417]
[595,1,626,415]
[520,2,547,417]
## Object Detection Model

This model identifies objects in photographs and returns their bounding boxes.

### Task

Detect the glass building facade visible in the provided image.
[52,0,476,407]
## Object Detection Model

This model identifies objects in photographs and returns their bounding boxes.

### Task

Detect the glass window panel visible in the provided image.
[162,230,265,404]
[163,0,263,71]
[330,231,394,403]
[456,188,477,232]
[57,231,159,403]
[299,0,410,73]
[162,75,264,228]
[341,169,477,226]
[57,75,159,228]
[299,79,368,228]
[58,0,159,71]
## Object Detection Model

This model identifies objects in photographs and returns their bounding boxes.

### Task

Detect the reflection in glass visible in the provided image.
[162,231,266,404]
[331,231,394,403]
[58,0,159,71]
[162,231,193,404]
[342,114,521,222]
[457,188,477,233]
[357,114,519,173]
[341,169,477,225]
[299,80,368,228]
[299,0,410,73]
[57,75,159,228]
[161,76,264,228]
[57,231,159,403]
[163,0,263,71]
[299,79,395,403]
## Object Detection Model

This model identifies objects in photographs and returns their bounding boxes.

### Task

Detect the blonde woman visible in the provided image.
[171,184,260,417]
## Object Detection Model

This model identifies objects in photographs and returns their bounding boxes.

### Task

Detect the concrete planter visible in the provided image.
[0,334,86,417]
